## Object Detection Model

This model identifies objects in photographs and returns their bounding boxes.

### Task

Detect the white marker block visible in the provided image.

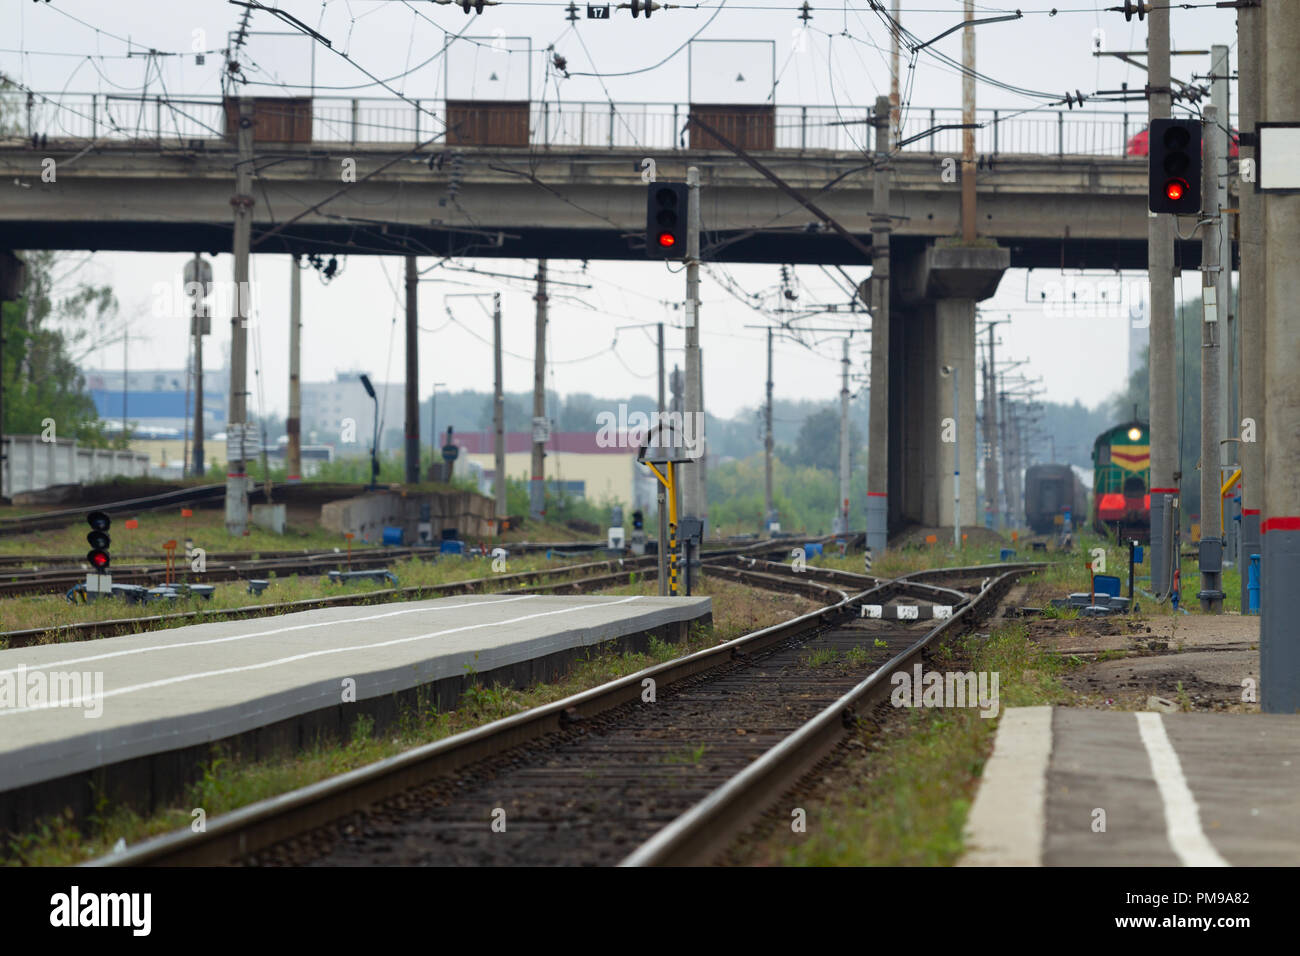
[898,605,919,620]
[861,605,883,618]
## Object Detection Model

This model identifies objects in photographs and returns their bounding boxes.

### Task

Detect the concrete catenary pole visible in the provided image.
[404,255,419,485]
[889,0,901,147]
[192,253,206,478]
[1236,0,1264,613]
[683,166,705,535]
[1146,6,1178,598]
[1260,0,1300,712]
[960,0,977,242]
[951,365,961,548]
[287,255,302,482]
[493,291,506,522]
[838,337,851,534]
[1211,45,1233,492]
[765,326,774,531]
[225,96,254,535]
[1198,105,1224,613]
[530,260,548,520]
[983,322,1000,528]
[866,95,892,558]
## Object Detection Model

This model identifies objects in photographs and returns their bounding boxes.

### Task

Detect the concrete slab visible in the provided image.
[0,593,711,795]
[962,706,1300,865]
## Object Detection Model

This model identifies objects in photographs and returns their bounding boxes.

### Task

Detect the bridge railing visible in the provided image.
[3,90,1177,158]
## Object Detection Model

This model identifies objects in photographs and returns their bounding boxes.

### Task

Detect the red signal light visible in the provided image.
[657,232,676,248]
[1165,180,1185,201]
[87,550,110,569]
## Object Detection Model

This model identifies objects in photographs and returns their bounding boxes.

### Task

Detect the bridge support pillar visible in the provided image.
[893,240,1009,534]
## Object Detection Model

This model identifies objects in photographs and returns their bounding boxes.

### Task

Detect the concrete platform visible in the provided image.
[962,706,1300,866]
[0,593,710,830]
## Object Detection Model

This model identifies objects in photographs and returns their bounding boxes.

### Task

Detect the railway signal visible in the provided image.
[86,511,111,570]
[1148,118,1202,215]
[645,182,688,259]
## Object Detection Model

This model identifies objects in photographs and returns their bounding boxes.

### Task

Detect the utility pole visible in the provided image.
[190,253,207,478]
[765,326,774,533]
[837,337,851,535]
[404,255,419,485]
[225,96,254,535]
[999,388,1010,527]
[1211,44,1233,506]
[683,166,706,537]
[960,0,977,241]
[950,365,961,549]
[492,291,506,522]
[889,0,902,147]
[1237,0,1263,614]
[287,255,302,482]
[530,260,548,519]
[1147,5,1178,599]
[1199,104,1225,613]
[866,94,892,558]
[981,319,1006,528]
[1261,0,1300,712]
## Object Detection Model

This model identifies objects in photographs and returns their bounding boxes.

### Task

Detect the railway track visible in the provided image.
[0,537,823,647]
[91,560,1042,867]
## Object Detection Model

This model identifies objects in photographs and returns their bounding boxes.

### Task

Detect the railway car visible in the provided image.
[1091,420,1151,538]
[1024,463,1089,535]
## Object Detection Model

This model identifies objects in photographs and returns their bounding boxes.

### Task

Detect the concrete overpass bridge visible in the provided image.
[0,92,1237,534]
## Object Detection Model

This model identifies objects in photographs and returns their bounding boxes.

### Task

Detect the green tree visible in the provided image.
[2,250,124,447]
[788,407,862,473]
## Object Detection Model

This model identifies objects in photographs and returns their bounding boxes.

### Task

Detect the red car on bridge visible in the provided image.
[1126,125,1239,158]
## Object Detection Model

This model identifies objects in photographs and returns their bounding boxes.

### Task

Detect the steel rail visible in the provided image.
[618,564,1042,867]
[86,563,874,866]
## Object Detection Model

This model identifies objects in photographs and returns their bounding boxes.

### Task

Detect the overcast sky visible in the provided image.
[4,0,1241,420]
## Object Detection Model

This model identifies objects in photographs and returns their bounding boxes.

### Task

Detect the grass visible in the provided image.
[740,622,1072,867]
[2,575,819,866]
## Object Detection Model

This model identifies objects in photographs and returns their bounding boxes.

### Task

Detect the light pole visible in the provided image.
[430,381,446,480]
[942,364,960,549]
[359,373,380,490]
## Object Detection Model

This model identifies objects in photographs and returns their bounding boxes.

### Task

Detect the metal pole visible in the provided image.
[1199,105,1224,613]
[493,291,506,522]
[404,255,419,485]
[837,337,851,534]
[530,260,548,519]
[683,166,705,536]
[1237,0,1264,613]
[1147,6,1177,598]
[657,322,665,419]
[1261,0,1300,711]
[960,0,977,242]
[765,326,774,533]
[287,255,302,481]
[952,366,961,549]
[867,96,891,556]
[225,96,253,535]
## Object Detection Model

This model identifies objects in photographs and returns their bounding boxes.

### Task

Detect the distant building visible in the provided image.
[83,365,227,436]
[300,371,404,452]
[451,431,656,512]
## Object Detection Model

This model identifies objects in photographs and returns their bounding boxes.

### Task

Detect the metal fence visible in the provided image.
[3,90,1209,158]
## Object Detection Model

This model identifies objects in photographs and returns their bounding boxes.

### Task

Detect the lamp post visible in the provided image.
[359,373,380,490]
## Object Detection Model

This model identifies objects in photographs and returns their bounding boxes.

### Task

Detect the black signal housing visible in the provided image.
[1148,118,1202,215]
[646,182,689,259]
[87,510,111,570]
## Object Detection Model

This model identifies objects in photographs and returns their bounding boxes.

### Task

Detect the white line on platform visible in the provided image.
[1135,712,1229,867]
[0,595,541,676]
[959,705,1053,866]
[0,596,643,716]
